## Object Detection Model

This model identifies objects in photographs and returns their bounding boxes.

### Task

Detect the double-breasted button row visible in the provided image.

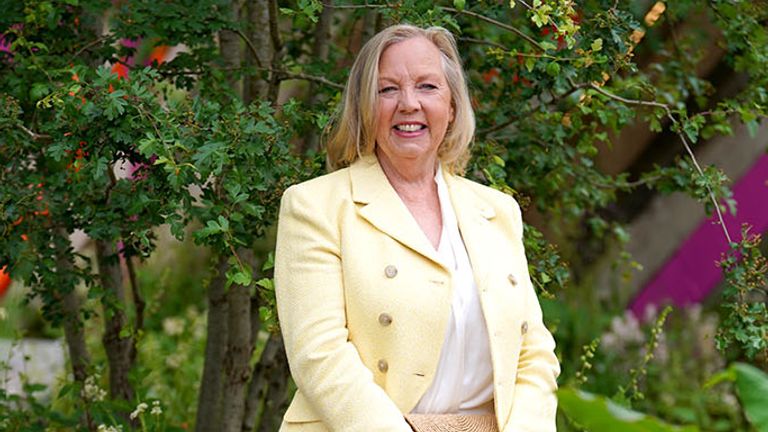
[521,320,529,335]
[507,273,518,286]
[384,265,398,278]
[377,359,389,373]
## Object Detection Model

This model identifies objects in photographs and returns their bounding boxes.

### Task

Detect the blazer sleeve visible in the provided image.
[504,198,561,432]
[274,185,412,432]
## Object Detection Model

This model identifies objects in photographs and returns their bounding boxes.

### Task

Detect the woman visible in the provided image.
[275,24,560,432]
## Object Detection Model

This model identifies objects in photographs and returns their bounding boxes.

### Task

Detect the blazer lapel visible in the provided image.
[444,172,497,291]
[349,155,444,268]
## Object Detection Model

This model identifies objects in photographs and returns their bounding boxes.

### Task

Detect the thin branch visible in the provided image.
[587,83,668,110]
[593,175,663,189]
[459,36,509,51]
[322,2,387,9]
[583,83,733,244]
[670,114,732,244]
[235,28,263,69]
[273,69,344,90]
[18,124,52,142]
[70,36,110,62]
[443,6,544,51]
[477,117,518,137]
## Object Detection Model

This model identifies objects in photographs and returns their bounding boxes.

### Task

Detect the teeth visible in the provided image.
[396,124,423,132]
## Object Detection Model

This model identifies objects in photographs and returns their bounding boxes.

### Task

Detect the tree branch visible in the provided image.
[583,83,734,244]
[18,124,52,142]
[443,7,545,52]
[236,28,264,69]
[273,69,344,90]
[70,35,111,62]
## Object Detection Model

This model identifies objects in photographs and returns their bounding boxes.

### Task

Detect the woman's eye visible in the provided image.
[419,83,438,90]
[379,86,397,94]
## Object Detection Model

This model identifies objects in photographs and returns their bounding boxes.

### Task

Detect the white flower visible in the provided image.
[130,402,149,420]
[0,307,7,321]
[82,374,107,402]
[151,400,163,416]
[162,317,185,336]
[165,352,184,369]
[97,425,123,432]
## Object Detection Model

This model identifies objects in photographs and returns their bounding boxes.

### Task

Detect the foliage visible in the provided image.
[707,362,768,432]
[716,227,768,360]
[558,387,698,432]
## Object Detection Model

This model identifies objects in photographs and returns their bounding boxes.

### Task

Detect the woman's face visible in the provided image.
[374,37,454,169]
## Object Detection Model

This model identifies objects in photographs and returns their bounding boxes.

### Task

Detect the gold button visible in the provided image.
[384,265,398,278]
[377,359,389,373]
[378,313,393,326]
[508,273,518,286]
[521,321,529,335]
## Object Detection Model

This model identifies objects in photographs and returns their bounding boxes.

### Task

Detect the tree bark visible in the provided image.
[255,333,290,432]
[301,5,334,154]
[221,276,254,432]
[266,0,283,104]
[220,0,243,95]
[96,239,135,403]
[125,255,144,365]
[240,297,263,431]
[56,229,91,384]
[55,229,94,430]
[195,255,230,432]
[243,0,271,104]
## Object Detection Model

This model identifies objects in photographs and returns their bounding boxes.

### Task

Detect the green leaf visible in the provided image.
[546,61,561,77]
[591,38,603,52]
[558,388,698,432]
[733,363,768,432]
[231,271,252,287]
[525,57,536,73]
[256,277,274,290]
[453,0,465,10]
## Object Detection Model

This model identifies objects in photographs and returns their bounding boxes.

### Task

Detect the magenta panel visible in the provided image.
[629,154,768,317]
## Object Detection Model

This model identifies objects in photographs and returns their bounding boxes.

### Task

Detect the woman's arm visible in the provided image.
[275,184,413,432]
[504,198,561,432]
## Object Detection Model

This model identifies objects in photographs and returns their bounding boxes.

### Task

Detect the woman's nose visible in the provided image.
[397,88,420,112]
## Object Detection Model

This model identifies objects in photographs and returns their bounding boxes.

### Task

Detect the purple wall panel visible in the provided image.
[629,154,768,316]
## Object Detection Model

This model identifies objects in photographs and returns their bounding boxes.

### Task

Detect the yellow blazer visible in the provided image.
[275,155,560,432]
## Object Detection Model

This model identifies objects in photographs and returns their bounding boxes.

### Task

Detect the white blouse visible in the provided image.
[410,166,494,414]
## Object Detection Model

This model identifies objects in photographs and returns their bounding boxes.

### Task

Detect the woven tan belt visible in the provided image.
[404,414,499,432]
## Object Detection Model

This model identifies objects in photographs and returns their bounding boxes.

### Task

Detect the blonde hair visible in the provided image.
[325,24,475,174]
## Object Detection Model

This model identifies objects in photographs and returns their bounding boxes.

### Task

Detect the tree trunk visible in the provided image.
[195,255,229,432]
[266,0,283,104]
[240,297,263,432]
[243,0,271,104]
[255,333,291,432]
[220,0,243,95]
[96,239,135,403]
[56,229,91,384]
[301,5,333,154]
[55,230,94,430]
[125,255,144,365]
[221,277,254,432]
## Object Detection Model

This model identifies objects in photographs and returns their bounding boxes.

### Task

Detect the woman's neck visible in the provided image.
[375,148,438,201]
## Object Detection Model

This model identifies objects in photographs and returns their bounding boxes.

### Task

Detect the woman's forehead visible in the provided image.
[378,37,445,79]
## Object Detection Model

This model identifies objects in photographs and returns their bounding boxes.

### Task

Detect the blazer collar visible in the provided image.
[349,154,496,270]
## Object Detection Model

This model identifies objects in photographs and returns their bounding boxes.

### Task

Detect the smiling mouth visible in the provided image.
[393,123,426,132]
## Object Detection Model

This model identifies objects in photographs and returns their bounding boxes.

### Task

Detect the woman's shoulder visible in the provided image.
[450,174,521,212]
[284,166,352,197]
[281,167,353,212]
